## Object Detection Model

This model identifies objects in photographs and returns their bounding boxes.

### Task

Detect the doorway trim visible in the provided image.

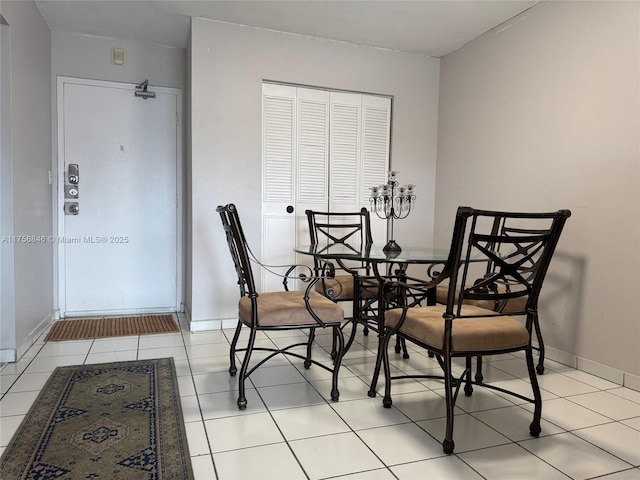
[55,76,183,317]
[0,16,16,362]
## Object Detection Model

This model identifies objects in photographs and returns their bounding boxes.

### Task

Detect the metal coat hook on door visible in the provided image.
[134,79,156,100]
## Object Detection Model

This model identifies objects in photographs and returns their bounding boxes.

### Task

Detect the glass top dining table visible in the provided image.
[295,243,452,397]
[294,243,452,267]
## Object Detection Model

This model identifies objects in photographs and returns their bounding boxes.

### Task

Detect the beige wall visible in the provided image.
[189,19,440,326]
[435,1,639,377]
[0,1,53,359]
[51,31,185,89]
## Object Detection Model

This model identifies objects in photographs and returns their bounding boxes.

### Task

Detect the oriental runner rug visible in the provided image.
[44,314,179,342]
[0,358,193,480]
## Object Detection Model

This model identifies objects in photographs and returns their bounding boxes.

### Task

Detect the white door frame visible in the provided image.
[55,76,183,317]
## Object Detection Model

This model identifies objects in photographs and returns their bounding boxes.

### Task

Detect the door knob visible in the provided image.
[286,205,294,213]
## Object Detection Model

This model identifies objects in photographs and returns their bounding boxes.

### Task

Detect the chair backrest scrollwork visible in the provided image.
[305,208,374,276]
[440,207,571,321]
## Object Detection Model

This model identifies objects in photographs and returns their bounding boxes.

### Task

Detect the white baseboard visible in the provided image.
[189,319,224,332]
[623,372,640,391]
[221,318,239,329]
[544,346,577,369]
[545,345,639,392]
[577,356,625,385]
[188,317,239,332]
[0,348,15,363]
[15,310,55,361]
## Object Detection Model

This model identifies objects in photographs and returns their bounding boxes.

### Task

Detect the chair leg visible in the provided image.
[533,312,545,374]
[464,356,474,397]
[360,295,376,338]
[342,319,359,357]
[394,336,402,353]
[475,355,484,383]
[331,325,345,401]
[526,346,543,437]
[229,321,243,376]
[442,353,456,454]
[393,336,410,358]
[368,329,386,397]
[237,327,257,410]
[305,328,316,369]
[330,319,355,360]
[401,338,410,359]
[330,326,337,359]
[381,331,395,408]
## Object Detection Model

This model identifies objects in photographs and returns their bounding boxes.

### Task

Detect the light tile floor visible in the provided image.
[1,313,639,480]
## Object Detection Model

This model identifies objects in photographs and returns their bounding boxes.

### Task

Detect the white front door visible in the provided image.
[58,78,181,316]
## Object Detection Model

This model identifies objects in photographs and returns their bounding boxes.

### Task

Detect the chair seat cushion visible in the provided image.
[385,304,529,353]
[239,291,344,327]
[315,275,378,301]
[315,274,355,300]
[435,285,528,314]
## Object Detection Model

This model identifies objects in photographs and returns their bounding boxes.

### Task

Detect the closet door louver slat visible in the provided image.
[330,100,360,207]
[362,103,390,205]
[298,98,328,204]
[263,95,295,203]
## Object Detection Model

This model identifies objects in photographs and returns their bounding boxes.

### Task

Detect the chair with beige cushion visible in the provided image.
[435,220,548,375]
[218,203,345,409]
[305,208,408,357]
[379,207,570,454]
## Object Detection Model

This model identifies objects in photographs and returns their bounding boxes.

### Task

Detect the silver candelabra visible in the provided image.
[369,171,416,252]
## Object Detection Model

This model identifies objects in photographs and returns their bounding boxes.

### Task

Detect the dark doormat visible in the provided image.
[44,314,179,341]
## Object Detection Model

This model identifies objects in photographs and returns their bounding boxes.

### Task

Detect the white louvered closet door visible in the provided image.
[297,88,330,252]
[328,92,390,242]
[262,83,297,292]
[262,83,390,291]
[329,92,361,213]
[361,94,391,243]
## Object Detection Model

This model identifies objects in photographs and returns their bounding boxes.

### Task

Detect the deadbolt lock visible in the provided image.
[64,202,79,215]
[67,164,79,184]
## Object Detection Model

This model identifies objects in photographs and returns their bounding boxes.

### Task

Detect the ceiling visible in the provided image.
[35,0,539,57]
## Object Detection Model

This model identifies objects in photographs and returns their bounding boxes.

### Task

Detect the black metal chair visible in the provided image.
[305,208,373,303]
[435,219,548,375]
[305,208,408,358]
[378,207,570,454]
[217,203,345,409]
